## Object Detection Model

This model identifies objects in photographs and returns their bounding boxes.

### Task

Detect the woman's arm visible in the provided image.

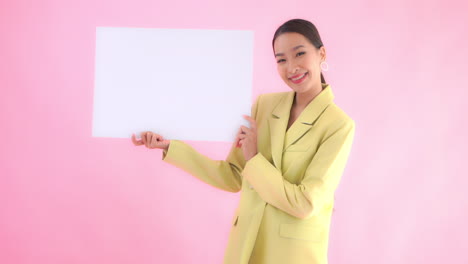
[161,139,244,192]
[242,119,356,219]
[160,96,261,192]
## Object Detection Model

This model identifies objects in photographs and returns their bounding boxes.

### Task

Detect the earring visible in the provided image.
[320,61,329,71]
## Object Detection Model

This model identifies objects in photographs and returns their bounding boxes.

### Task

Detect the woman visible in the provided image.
[132,18,355,264]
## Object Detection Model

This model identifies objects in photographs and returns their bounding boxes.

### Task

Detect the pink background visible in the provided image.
[1,0,467,263]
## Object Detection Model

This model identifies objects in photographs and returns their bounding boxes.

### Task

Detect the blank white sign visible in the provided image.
[93,27,254,142]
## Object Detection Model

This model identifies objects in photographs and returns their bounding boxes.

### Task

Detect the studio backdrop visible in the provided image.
[1,0,467,263]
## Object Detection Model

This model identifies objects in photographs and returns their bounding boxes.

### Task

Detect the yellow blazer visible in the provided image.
[162,83,355,264]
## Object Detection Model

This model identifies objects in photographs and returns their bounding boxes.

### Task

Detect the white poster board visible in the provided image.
[93,27,254,142]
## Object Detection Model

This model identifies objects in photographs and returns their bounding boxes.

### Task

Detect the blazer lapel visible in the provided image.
[268,92,295,172]
[284,84,335,150]
[268,84,335,170]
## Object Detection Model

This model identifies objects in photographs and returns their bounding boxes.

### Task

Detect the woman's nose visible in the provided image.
[287,63,299,74]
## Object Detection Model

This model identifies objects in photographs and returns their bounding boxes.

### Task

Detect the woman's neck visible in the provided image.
[293,84,323,109]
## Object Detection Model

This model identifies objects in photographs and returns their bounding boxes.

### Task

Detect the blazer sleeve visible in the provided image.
[242,119,356,219]
[160,95,262,193]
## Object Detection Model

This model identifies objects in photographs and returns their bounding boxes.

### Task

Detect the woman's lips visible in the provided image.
[290,72,308,84]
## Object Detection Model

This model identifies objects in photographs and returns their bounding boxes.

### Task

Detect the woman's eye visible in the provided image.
[277,59,285,63]
[297,51,306,57]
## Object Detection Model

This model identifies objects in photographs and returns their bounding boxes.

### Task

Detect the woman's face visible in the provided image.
[273,32,326,94]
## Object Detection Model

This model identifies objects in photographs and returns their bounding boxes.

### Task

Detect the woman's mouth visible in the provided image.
[290,72,308,84]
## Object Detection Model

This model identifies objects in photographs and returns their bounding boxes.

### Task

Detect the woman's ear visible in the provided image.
[319,46,327,62]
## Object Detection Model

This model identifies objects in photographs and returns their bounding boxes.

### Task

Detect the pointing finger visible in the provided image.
[243,115,257,130]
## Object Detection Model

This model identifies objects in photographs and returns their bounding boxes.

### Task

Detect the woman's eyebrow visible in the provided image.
[274,45,305,57]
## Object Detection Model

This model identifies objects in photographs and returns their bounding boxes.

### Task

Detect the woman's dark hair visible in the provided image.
[272,19,326,84]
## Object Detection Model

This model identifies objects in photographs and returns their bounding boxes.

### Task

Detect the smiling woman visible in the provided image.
[132,18,355,264]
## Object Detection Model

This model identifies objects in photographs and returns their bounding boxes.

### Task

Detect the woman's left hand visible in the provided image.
[236,115,258,161]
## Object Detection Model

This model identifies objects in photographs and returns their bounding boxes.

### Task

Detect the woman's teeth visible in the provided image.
[290,72,308,83]
[292,74,306,81]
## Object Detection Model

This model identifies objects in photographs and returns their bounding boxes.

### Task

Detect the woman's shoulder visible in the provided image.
[258,91,291,100]
[255,91,291,107]
[327,103,353,122]
[321,103,355,131]
[251,91,290,121]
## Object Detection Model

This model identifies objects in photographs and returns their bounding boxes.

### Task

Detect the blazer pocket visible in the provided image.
[279,223,326,242]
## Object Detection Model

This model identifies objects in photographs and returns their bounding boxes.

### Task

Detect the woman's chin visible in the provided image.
[289,86,306,93]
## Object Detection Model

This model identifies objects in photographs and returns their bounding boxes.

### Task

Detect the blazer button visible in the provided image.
[249,184,254,189]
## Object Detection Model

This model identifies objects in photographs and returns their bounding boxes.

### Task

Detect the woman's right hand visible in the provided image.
[131,132,170,150]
